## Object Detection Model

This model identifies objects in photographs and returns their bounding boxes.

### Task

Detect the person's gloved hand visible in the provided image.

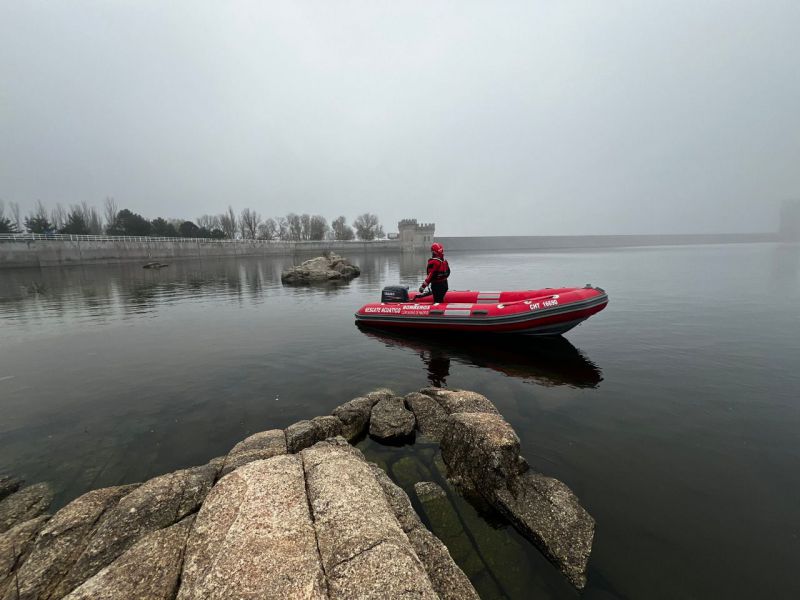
[418,285,425,293]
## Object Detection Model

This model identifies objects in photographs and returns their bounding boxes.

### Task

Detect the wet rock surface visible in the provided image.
[221,429,287,476]
[0,483,53,535]
[369,397,416,440]
[281,253,360,284]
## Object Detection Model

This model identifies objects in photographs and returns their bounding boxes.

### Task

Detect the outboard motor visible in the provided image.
[381,285,409,303]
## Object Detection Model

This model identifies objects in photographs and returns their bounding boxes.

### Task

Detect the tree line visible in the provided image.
[0,198,386,241]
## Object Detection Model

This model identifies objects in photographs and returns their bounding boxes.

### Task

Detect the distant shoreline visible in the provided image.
[0,232,786,269]
[436,232,780,251]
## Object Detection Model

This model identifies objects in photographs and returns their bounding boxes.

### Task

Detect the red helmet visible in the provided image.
[431,242,444,257]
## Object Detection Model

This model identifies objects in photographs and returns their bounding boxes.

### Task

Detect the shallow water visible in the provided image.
[1,243,798,599]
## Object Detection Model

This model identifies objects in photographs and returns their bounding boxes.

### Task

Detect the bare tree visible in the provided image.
[219,206,238,239]
[300,214,312,240]
[257,218,278,240]
[50,203,67,230]
[353,213,384,241]
[9,202,21,231]
[240,208,261,240]
[197,214,220,231]
[103,197,118,231]
[275,216,289,240]
[0,201,16,233]
[286,213,302,241]
[309,215,328,240]
[331,216,355,240]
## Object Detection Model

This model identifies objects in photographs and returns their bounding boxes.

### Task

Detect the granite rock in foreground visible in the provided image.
[0,483,53,534]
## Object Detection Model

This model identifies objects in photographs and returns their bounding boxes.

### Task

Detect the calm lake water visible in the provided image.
[1,243,798,599]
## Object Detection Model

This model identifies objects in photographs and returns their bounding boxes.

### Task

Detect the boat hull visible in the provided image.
[355,287,608,336]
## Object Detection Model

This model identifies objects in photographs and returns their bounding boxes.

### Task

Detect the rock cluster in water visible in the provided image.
[280,253,360,284]
[0,387,594,599]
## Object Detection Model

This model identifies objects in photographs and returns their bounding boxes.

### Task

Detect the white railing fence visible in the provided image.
[0,233,394,244]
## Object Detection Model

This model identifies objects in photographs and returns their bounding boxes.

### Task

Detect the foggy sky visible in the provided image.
[2,1,799,236]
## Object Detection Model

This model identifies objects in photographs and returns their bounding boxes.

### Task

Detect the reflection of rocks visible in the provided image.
[0,482,53,534]
[280,253,360,284]
[2,386,593,595]
[369,397,416,440]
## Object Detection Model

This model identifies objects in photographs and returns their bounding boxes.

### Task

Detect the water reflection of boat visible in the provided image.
[357,326,603,388]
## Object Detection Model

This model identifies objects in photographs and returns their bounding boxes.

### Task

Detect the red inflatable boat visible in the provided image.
[355,285,608,335]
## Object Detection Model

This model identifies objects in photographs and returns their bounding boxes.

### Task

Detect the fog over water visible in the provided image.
[2,1,799,235]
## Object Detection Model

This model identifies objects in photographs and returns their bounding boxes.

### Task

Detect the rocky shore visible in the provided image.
[0,388,594,599]
[280,253,361,284]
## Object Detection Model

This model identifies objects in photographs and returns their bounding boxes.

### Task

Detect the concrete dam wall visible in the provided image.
[436,232,778,252]
[0,237,401,269]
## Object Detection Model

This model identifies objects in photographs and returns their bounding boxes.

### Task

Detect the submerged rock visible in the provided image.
[5,484,138,600]
[494,472,595,590]
[414,481,447,501]
[369,397,415,440]
[368,464,480,600]
[65,516,194,600]
[178,455,327,599]
[221,429,286,476]
[0,483,53,534]
[390,456,432,490]
[280,253,360,284]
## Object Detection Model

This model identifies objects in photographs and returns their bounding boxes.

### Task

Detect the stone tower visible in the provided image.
[398,219,435,252]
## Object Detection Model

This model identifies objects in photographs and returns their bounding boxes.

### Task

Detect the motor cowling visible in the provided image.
[381,285,409,303]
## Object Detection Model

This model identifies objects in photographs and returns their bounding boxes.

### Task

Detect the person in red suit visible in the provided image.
[419,242,451,303]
